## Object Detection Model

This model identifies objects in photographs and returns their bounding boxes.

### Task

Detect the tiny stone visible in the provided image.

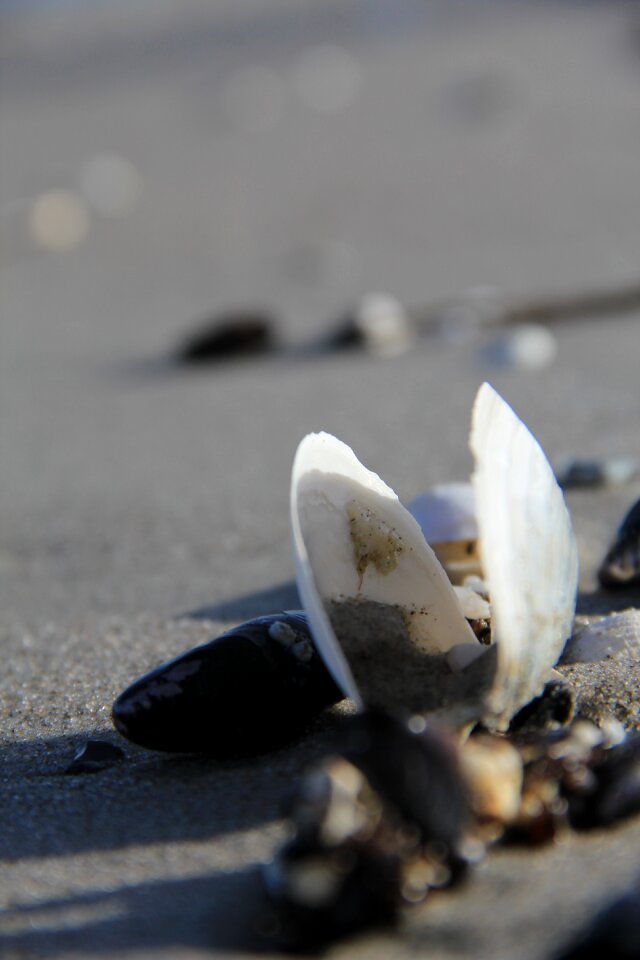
[509,680,575,734]
[555,456,638,489]
[64,739,125,775]
[327,294,413,357]
[477,324,558,371]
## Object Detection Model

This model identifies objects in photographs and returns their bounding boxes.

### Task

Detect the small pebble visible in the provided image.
[477,323,558,371]
[556,456,638,489]
[327,294,413,357]
[175,311,278,364]
[65,739,125,775]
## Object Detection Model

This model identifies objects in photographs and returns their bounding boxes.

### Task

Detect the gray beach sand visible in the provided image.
[1,2,640,957]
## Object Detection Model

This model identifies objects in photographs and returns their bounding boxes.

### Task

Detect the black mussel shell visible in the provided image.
[175,311,277,364]
[112,613,343,756]
[566,734,640,829]
[262,712,472,951]
[598,497,640,588]
[554,881,640,959]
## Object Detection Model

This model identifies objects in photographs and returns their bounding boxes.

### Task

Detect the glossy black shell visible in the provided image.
[598,497,640,588]
[112,613,343,756]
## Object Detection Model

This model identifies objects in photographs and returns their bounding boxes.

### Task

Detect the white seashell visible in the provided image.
[408,483,477,543]
[290,432,477,705]
[408,483,481,584]
[291,383,578,730]
[470,382,579,728]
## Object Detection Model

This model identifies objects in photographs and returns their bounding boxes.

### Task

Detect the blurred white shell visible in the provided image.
[408,483,481,584]
[470,383,579,728]
[290,432,477,703]
[408,483,477,543]
[290,383,579,730]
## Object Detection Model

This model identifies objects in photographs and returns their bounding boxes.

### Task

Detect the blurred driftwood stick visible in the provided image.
[411,280,640,336]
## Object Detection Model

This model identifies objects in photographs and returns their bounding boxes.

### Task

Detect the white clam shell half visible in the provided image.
[290,432,477,706]
[470,382,579,728]
[291,383,579,730]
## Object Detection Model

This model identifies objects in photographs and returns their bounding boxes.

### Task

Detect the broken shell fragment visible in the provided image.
[111,613,343,756]
[598,497,640,588]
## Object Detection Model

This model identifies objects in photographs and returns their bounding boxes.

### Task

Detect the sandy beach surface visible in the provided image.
[1,2,639,957]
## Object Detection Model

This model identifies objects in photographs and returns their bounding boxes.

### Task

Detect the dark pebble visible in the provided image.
[598,497,640,588]
[555,458,638,490]
[111,613,343,756]
[175,311,277,364]
[65,739,125,775]
[509,680,576,735]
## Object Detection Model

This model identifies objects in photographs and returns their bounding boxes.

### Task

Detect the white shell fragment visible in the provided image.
[470,383,579,729]
[290,433,477,703]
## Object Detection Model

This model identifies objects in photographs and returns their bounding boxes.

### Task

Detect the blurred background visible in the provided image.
[1,0,640,623]
[2,0,640,355]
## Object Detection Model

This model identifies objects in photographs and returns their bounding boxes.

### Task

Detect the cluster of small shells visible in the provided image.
[112,381,640,951]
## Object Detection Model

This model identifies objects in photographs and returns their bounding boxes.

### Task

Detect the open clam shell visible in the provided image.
[291,383,578,731]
